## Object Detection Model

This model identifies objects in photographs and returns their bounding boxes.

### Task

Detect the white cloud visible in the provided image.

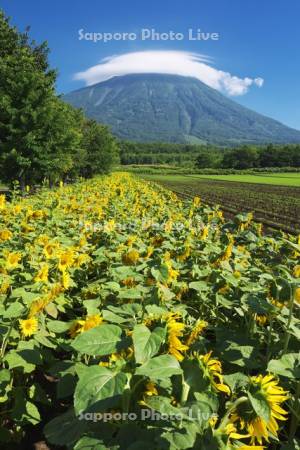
[74,51,264,96]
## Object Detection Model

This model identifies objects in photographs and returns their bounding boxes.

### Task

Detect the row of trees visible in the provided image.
[120,141,209,166]
[196,144,300,169]
[0,11,118,187]
[120,141,300,169]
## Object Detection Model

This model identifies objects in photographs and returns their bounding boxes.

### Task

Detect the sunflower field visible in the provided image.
[0,172,299,449]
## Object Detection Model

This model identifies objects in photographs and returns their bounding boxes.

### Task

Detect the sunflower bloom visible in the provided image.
[34,264,49,283]
[223,242,234,261]
[69,314,103,337]
[255,315,268,326]
[144,381,158,397]
[0,279,10,295]
[218,284,230,295]
[0,195,6,210]
[43,242,59,259]
[121,277,136,287]
[122,249,140,265]
[58,250,75,272]
[213,236,234,267]
[29,297,47,317]
[19,317,38,337]
[186,320,208,346]
[199,351,230,395]
[165,260,179,285]
[193,196,201,207]
[231,374,288,445]
[201,225,209,240]
[61,271,71,289]
[5,252,22,270]
[223,422,249,440]
[83,314,103,331]
[0,229,12,241]
[167,316,188,361]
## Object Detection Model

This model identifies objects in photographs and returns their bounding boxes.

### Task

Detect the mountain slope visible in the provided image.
[64,73,300,145]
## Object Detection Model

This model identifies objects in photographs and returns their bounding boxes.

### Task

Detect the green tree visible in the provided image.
[80,119,119,177]
[222,146,259,169]
[0,11,95,186]
[195,151,218,168]
[37,99,86,184]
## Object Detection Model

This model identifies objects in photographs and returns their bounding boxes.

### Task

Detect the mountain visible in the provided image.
[64,73,300,145]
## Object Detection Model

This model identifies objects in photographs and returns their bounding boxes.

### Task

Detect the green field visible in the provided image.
[187,172,300,186]
[142,173,300,234]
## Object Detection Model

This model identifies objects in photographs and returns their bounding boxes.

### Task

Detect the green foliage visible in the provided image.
[118,140,300,170]
[74,366,127,414]
[72,324,123,356]
[221,144,300,169]
[0,173,299,448]
[222,146,259,169]
[81,119,119,177]
[195,150,221,169]
[0,10,118,186]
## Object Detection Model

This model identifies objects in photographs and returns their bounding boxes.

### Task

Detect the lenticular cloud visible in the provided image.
[74,50,264,96]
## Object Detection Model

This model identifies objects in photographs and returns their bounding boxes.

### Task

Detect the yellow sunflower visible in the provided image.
[58,250,75,272]
[19,317,38,337]
[122,249,140,265]
[199,351,231,395]
[43,242,59,259]
[201,225,209,240]
[165,260,179,285]
[231,374,288,445]
[69,314,103,338]
[255,315,268,326]
[144,381,158,397]
[0,194,6,210]
[34,264,49,283]
[0,279,10,295]
[5,252,22,271]
[193,196,201,207]
[0,229,12,241]
[121,277,136,287]
[167,316,188,362]
[185,320,208,346]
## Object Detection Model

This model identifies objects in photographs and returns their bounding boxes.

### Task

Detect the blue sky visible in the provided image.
[2,0,300,129]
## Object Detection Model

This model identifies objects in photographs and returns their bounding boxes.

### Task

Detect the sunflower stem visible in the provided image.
[0,319,15,363]
[282,285,295,356]
[266,316,274,363]
[289,379,300,441]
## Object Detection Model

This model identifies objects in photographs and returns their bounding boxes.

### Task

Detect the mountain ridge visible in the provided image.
[63,73,300,145]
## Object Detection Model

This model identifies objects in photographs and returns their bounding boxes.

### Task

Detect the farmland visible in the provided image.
[0,172,299,449]
[187,173,300,187]
[142,174,300,234]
